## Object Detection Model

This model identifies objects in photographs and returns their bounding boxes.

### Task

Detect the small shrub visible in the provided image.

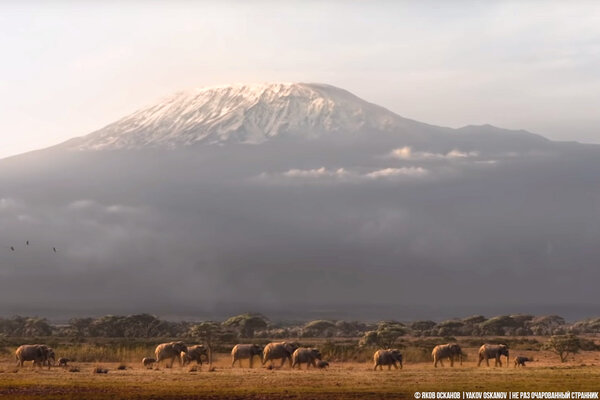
[68,367,80,373]
[116,364,127,370]
[92,366,109,374]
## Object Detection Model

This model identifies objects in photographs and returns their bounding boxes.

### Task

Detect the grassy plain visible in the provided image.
[0,343,599,399]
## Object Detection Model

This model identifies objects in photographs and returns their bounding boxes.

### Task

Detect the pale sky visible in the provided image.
[1,1,599,159]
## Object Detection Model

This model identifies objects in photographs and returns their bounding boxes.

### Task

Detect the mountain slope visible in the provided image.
[66,83,414,150]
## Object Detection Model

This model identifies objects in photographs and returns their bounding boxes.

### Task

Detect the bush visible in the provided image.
[544,334,581,362]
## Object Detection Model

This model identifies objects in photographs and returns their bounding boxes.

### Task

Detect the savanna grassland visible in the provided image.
[1,339,599,400]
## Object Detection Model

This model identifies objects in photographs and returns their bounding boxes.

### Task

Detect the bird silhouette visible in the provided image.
[10,246,15,251]
[53,247,57,253]
[26,240,29,246]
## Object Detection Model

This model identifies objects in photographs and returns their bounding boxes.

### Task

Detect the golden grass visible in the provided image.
[1,348,599,400]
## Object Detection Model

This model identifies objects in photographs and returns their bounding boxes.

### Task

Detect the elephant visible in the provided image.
[154,341,188,368]
[15,344,53,369]
[231,344,263,368]
[142,357,156,368]
[478,344,509,367]
[373,349,403,371]
[262,342,299,368]
[514,356,532,367]
[432,343,463,367]
[181,345,208,366]
[44,347,56,367]
[316,360,329,369]
[291,347,322,369]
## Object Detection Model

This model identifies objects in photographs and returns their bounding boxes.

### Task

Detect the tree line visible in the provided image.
[1,313,600,339]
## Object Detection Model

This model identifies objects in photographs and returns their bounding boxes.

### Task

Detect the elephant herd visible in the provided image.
[432,343,513,368]
[146,341,325,370]
[13,341,522,371]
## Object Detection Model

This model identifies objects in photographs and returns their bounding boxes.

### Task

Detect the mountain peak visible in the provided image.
[68,82,403,150]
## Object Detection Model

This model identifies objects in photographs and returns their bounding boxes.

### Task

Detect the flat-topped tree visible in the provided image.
[223,313,269,339]
[188,322,235,369]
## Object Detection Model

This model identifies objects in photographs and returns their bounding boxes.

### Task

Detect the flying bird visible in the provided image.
[53,247,56,253]
[10,246,15,251]
[26,240,29,246]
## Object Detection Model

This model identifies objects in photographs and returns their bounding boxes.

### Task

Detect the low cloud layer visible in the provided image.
[390,146,479,160]
[0,133,599,321]
[257,166,429,185]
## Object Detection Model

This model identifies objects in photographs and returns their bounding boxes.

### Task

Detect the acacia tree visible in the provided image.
[545,334,581,362]
[188,322,235,369]
[303,320,337,337]
[359,321,406,348]
[223,313,268,338]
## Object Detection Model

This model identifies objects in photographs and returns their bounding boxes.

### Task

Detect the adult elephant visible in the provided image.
[291,347,322,369]
[231,344,263,368]
[15,344,53,369]
[432,343,463,367]
[43,347,56,367]
[478,344,509,367]
[262,342,298,368]
[373,349,403,371]
[155,341,188,368]
[181,345,208,366]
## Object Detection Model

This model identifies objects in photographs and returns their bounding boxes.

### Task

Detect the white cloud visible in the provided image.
[0,198,18,210]
[365,167,428,179]
[68,199,97,209]
[257,166,429,184]
[390,146,479,160]
[282,167,348,178]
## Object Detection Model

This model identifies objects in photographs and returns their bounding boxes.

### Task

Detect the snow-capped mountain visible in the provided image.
[67,83,408,150]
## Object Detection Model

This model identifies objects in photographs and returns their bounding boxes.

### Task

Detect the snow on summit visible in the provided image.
[70,83,404,150]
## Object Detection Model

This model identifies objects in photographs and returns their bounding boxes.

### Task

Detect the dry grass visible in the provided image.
[0,347,599,399]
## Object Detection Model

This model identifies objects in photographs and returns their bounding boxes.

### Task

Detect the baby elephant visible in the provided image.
[142,357,156,368]
[58,358,71,367]
[316,360,329,369]
[514,356,533,367]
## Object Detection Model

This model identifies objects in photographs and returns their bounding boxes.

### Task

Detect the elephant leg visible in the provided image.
[373,363,378,371]
[280,358,286,368]
[232,358,237,368]
[450,357,454,367]
[394,362,398,370]
[477,356,482,367]
[486,357,490,367]
[249,356,253,369]
[440,359,444,367]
